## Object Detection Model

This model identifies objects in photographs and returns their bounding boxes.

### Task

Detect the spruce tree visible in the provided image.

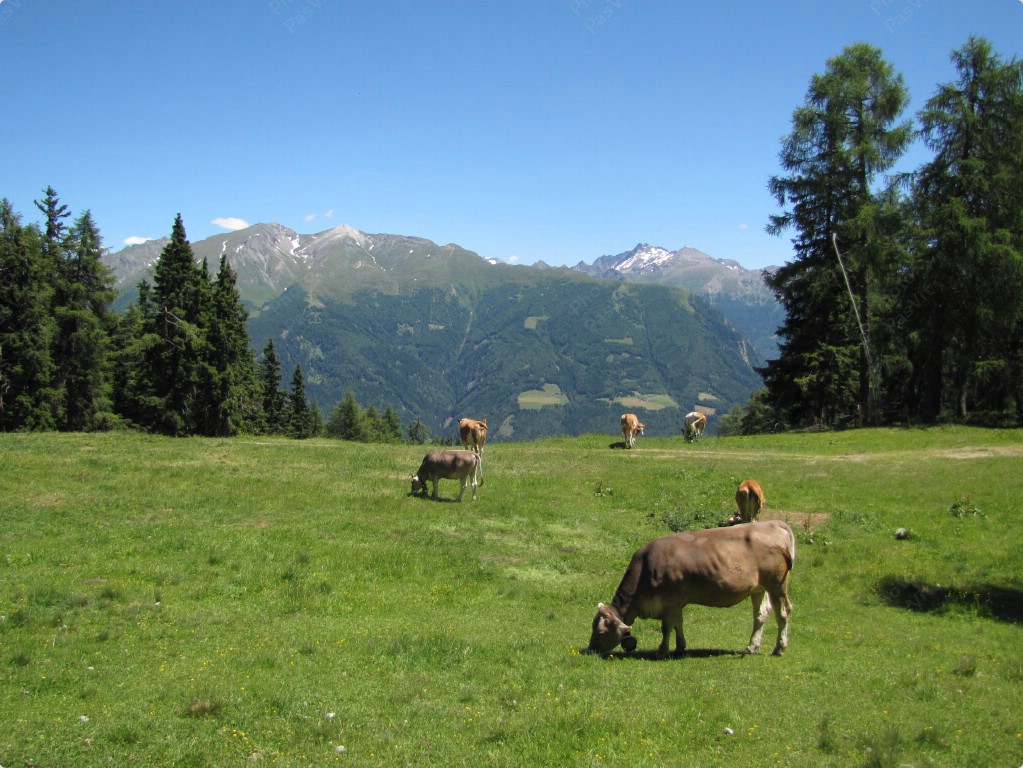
[287,365,313,438]
[200,254,256,436]
[54,210,117,430]
[0,200,56,430]
[257,339,287,434]
[381,404,403,442]
[325,388,368,441]
[144,214,205,434]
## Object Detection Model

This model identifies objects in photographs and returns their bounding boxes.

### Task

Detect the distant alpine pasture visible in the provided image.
[104,223,774,441]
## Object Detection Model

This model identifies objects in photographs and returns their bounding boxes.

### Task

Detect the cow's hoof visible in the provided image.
[771,647,786,656]
[744,645,761,655]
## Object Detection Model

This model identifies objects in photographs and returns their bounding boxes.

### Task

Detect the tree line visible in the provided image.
[723,36,1022,434]
[0,195,432,441]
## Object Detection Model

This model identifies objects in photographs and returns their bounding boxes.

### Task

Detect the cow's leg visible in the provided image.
[659,607,685,659]
[746,592,773,653]
[470,470,478,501]
[431,479,439,499]
[770,590,792,656]
[455,477,466,502]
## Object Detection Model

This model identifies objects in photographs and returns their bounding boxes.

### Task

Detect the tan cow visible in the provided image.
[411,449,482,501]
[620,413,645,448]
[459,417,488,455]
[683,411,706,441]
[588,520,795,658]
[735,479,765,523]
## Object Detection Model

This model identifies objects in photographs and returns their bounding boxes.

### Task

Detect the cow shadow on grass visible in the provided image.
[877,576,1023,624]
[609,441,630,450]
[584,648,745,661]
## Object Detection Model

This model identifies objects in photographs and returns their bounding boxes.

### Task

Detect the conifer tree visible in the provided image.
[407,417,430,445]
[287,365,313,438]
[201,254,257,436]
[54,210,117,430]
[257,339,287,434]
[764,43,911,427]
[381,404,403,442]
[325,388,368,441]
[909,37,1023,419]
[0,200,56,430]
[143,214,206,434]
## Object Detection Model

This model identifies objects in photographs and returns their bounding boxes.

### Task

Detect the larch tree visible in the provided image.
[764,43,912,427]
[909,36,1023,420]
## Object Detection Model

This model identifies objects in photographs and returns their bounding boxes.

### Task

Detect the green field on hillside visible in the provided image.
[1,428,1021,766]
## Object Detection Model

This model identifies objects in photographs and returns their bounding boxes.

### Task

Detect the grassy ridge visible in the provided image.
[1,428,1021,766]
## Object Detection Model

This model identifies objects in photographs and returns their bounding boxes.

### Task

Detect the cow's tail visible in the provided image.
[784,522,796,570]
[475,452,484,487]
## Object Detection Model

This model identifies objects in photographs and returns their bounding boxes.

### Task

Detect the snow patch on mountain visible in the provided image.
[615,244,675,274]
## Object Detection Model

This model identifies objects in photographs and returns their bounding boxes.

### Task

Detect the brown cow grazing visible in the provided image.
[683,411,707,441]
[734,479,766,523]
[458,417,488,455]
[411,450,482,501]
[588,520,795,658]
[620,413,645,448]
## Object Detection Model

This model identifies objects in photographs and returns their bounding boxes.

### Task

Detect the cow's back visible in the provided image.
[616,522,794,613]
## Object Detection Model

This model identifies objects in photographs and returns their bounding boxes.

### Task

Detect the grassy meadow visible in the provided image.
[1,427,1022,767]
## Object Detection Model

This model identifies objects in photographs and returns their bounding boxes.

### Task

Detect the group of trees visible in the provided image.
[740,36,1022,432]
[0,196,425,440]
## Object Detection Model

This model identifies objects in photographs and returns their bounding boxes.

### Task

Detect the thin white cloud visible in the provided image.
[507,255,520,264]
[739,223,749,230]
[303,213,317,222]
[211,217,250,231]
[325,209,334,219]
[124,236,152,246]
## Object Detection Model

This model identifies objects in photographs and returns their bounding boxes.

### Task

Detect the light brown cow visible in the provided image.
[458,417,488,455]
[735,479,765,523]
[411,449,482,501]
[620,413,645,448]
[588,520,795,658]
[683,411,707,441]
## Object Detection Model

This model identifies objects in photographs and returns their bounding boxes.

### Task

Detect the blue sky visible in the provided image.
[2,2,1021,269]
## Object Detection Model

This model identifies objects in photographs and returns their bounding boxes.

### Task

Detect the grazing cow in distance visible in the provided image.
[683,411,707,441]
[621,413,645,448]
[458,417,488,455]
[588,520,795,658]
[734,479,765,523]
[411,449,482,502]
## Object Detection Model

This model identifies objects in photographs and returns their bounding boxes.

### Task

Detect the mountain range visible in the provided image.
[103,223,781,440]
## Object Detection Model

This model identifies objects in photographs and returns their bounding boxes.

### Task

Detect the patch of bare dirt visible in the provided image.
[760,509,830,531]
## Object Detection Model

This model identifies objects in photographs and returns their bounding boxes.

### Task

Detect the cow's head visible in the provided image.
[637,422,645,435]
[411,475,425,495]
[588,602,632,654]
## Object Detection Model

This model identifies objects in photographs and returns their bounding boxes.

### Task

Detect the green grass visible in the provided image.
[1,427,1022,766]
